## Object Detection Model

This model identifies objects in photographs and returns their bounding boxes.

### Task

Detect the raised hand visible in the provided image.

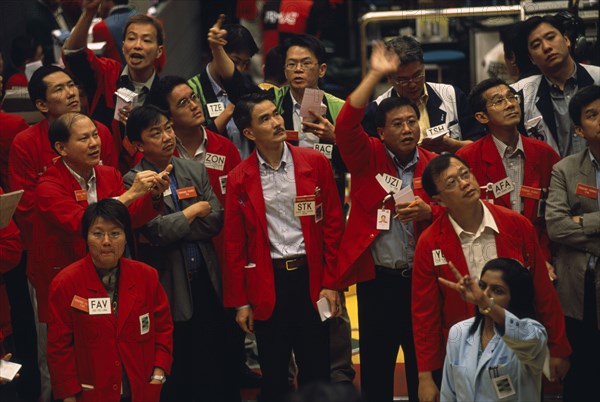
[369,42,399,76]
[208,14,228,48]
[437,261,484,305]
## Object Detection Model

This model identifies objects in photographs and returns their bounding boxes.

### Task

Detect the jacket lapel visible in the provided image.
[535,79,558,144]
[244,153,269,239]
[116,263,137,335]
[83,255,116,329]
[425,84,446,126]
[481,136,510,207]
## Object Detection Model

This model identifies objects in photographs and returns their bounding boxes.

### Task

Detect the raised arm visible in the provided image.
[348,42,398,108]
[207,14,235,82]
[64,0,101,51]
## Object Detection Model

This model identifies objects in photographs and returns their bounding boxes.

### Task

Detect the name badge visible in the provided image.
[88,297,111,315]
[519,185,542,200]
[286,130,299,141]
[432,249,447,266]
[71,295,89,313]
[294,195,316,216]
[206,102,225,118]
[492,374,516,399]
[376,209,391,230]
[163,187,172,197]
[74,189,87,202]
[376,173,402,194]
[576,183,598,199]
[219,175,227,195]
[492,177,515,199]
[204,153,226,171]
[176,186,197,200]
[139,313,150,335]
[426,123,448,139]
[313,143,333,159]
[413,177,423,190]
[315,203,323,223]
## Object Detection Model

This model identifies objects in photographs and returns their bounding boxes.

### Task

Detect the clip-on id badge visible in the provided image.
[482,182,494,204]
[377,193,393,231]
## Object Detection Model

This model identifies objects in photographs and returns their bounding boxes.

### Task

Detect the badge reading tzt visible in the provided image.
[294,195,316,216]
[492,177,515,199]
[88,297,111,315]
[204,153,226,171]
[432,249,447,266]
[139,313,150,335]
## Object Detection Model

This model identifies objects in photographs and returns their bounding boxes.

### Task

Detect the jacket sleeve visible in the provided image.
[97,122,118,168]
[335,100,374,176]
[501,312,548,371]
[150,267,173,374]
[47,276,81,399]
[36,178,86,235]
[0,194,22,273]
[8,134,38,244]
[546,163,600,255]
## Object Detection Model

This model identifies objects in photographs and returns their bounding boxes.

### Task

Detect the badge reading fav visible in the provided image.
[88,297,111,315]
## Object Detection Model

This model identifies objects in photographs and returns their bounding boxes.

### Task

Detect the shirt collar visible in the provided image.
[448,200,499,238]
[62,159,96,188]
[206,64,225,96]
[385,146,419,170]
[257,143,291,171]
[544,61,578,89]
[175,129,208,151]
[589,150,600,170]
[491,134,524,158]
[120,65,156,91]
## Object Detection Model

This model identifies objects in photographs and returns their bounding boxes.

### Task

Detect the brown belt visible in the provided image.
[272,256,308,271]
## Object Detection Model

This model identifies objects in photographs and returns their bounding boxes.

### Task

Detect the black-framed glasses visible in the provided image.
[391,73,426,87]
[285,59,318,71]
[487,94,520,110]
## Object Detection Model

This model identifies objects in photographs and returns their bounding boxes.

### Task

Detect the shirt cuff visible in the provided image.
[236,305,251,311]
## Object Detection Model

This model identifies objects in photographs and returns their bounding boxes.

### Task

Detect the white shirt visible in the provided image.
[175,131,208,162]
[62,160,98,204]
[449,201,499,278]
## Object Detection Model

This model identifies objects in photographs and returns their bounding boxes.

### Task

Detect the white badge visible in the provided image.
[376,173,402,194]
[492,374,516,399]
[313,143,333,159]
[139,313,150,335]
[376,209,391,231]
[163,187,172,197]
[492,177,515,199]
[432,249,447,266]
[294,195,316,216]
[219,175,227,195]
[426,123,448,139]
[88,297,111,315]
[206,102,225,118]
[204,153,226,171]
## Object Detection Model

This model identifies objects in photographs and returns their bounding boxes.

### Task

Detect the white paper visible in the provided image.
[317,297,332,321]
[300,88,326,120]
[0,190,23,229]
[0,359,22,381]
[114,88,138,121]
[542,348,552,381]
[393,186,415,205]
[25,60,43,81]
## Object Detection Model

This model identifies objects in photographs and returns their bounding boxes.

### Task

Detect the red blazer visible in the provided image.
[334,101,441,288]
[412,202,571,372]
[0,187,23,339]
[8,118,117,249]
[223,145,343,320]
[0,111,28,188]
[47,255,173,402]
[456,134,559,260]
[30,161,158,322]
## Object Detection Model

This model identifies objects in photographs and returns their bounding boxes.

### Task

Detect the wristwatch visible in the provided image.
[150,375,166,384]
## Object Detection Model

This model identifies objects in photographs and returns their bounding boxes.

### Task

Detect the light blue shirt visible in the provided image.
[441,311,547,402]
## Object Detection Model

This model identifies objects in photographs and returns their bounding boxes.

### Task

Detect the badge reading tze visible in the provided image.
[432,249,447,266]
[576,183,598,199]
[139,313,150,335]
[492,177,515,199]
[294,195,316,216]
[519,185,542,200]
[204,153,226,171]
[313,143,333,159]
[206,102,225,118]
[71,295,89,312]
[74,189,87,202]
[176,186,197,200]
[88,297,111,315]
[286,130,299,141]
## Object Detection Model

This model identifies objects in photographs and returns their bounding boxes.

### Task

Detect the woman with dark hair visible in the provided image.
[439,258,547,402]
[47,199,173,402]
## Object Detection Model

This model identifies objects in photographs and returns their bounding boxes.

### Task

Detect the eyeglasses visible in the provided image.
[90,231,124,240]
[390,118,419,129]
[487,94,520,110]
[391,73,426,87]
[284,60,318,71]
[441,169,473,191]
[176,92,200,109]
[231,56,251,69]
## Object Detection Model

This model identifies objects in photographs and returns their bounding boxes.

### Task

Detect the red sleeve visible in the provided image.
[97,121,118,168]
[111,169,160,229]
[0,189,22,272]
[335,99,373,175]
[149,264,173,374]
[36,176,86,235]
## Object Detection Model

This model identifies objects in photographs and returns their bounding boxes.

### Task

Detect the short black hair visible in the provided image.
[124,14,164,46]
[569,85,600,126]
[283,34,327,64]
[126,105,168,143]
[499,22,540,80]
[385,36,424,64]
[519,15,565,57]
[149,75,188,113]
[222,24,259,56]
[81,198,133,252]
[468,77,513,114]
[263,45,286,86]
[28,65,75,107]
[48,112,94,153]
[232,91,275,132]
[422,153,470,197]
[375,96,420,129]
[469,258,536,335]
[10,34,39,68]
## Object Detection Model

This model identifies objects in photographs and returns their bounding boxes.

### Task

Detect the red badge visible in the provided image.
[176,186,197,200]
[413,177,423,190]
[286,130,299,141]
[74,189,87,202]
[576,183,598,199]
[519,185,542,200]
[71,295,89,312]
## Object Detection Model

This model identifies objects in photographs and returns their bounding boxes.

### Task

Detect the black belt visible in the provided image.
[375,264,411,278]
[272,256,308,271]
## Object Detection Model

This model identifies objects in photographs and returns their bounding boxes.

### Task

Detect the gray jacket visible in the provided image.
[546,149,600,329]
[123,157,224,322]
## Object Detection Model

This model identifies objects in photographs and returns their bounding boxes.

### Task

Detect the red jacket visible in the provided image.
[456,134,559,260]
[412,202,571,372]
[0,187,23,339]
[8,118,117,249]
[223,145,343,320]
[335,101,440,288]
[30,161,159,322]
[47,255,173,402]
[0,111,28,189]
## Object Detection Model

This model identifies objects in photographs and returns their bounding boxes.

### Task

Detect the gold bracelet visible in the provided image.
[479,297,495,315]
